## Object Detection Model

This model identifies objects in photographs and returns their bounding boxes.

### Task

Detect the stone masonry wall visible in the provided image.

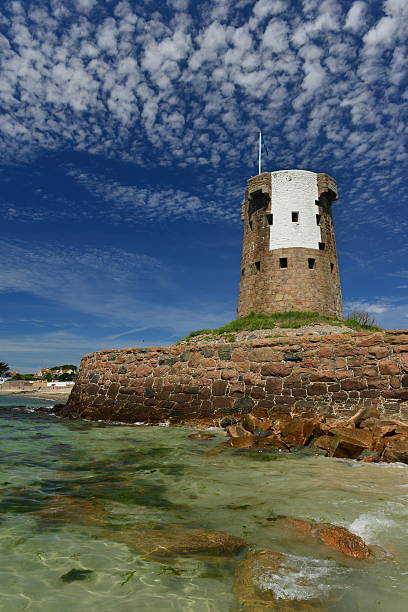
[237,171,342,318]
[63,331,408,423]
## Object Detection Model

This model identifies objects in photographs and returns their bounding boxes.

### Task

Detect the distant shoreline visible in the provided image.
[0,389,71,402]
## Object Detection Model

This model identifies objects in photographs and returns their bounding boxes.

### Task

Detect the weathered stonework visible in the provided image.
[63,330,408,423]
[237,170,342,318]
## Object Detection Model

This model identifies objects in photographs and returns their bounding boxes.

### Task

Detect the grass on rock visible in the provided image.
[179,311,381,342]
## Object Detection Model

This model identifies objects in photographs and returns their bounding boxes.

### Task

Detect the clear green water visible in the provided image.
[0,395,407,611]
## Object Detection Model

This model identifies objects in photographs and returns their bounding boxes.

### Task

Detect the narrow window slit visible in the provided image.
[266,213,273,225]
[330,263,334,272]
[249,221,253,230]
[241,268,245,277]
[280,258,288,269]
[292,211,299,222]
[308,258,315,269]
[316,214,321,225]
[254,261,261,272]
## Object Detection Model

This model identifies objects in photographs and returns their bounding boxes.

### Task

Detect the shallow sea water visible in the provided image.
[0,395,407,611]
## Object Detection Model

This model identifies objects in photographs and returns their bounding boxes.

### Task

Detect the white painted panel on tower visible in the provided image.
[269,170,321,250]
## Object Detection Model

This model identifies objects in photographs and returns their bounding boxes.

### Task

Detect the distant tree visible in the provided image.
[11,373,36,380]
[0,362,10,377]
[58,372,76,381]
[49,364,78,371]
[347,310,378,327]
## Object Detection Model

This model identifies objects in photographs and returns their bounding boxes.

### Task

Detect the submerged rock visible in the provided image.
[281,518,371,559]
[234,549,326,611]
[102,525,246,558]
[60,568,93,583]
[34,495,108,526]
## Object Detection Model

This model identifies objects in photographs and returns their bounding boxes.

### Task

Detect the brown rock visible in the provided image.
[188,432,216,440]
[381,435,408,464]
[379,360,400,375]
[229,436,254,448]
[105,525,246,558]
[34,495,108,526]
[279,417,322,446]
[282,518,370,559]
[330,427,373,449]
[253,434,288,450]
[234,549,326,611]
[313,435,339,455]
[241,413,272,433]
[260,363,292,376]
[227,424,252,438]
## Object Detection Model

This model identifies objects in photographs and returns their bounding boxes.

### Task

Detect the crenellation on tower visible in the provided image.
[237,169,343,319]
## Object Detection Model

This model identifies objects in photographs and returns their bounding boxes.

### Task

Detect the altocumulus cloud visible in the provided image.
[0,0,406,181]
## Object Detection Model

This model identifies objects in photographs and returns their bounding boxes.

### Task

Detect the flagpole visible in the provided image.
[258,131,262,175]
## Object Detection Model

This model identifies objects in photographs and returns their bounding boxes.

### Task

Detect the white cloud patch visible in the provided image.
[0,0,404,188]
[345,2,367,33]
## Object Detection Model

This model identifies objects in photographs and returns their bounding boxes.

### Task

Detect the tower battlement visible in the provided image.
[237,169,343,318]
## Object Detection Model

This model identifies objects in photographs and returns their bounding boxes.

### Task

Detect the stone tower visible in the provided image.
[237,170,343,318]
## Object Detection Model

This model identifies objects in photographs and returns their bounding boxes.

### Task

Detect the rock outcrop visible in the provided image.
[222,412,408,464]
[278,518,371,559]
[234,549,327,611]
[100,525,246,558]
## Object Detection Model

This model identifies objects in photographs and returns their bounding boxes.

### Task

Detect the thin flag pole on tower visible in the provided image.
[258,130,269,175]
[258,130,262,174]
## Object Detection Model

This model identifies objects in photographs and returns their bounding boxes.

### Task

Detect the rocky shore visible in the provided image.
[219,410,408,463]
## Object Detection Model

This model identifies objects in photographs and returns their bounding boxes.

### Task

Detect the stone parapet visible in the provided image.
[63,330,408,423]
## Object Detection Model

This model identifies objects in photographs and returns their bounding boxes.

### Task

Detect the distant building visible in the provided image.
[37,367,76,377]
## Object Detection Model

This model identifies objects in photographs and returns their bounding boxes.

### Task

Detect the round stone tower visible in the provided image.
[237,170,343,318]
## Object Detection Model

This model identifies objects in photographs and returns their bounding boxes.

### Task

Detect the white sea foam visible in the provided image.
[255,555,349,601]
[348,512,398,544]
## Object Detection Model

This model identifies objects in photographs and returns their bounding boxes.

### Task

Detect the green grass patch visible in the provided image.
[178,311,381,342]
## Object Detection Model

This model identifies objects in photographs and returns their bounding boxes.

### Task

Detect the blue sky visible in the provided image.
[0,0,407,372]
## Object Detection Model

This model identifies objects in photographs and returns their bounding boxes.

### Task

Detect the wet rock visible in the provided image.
[241,413,272,433]
[60,568,93,583]
[234,549,326,611]
[188,432,216,440]
[313,435,339,455]
[281,518,370,559]
[227,424,253,439]
[279,417,322,447]
[317,524,370,559]
[329,427,373,459]
[330,427,373,449]
[103,525,246,558]
[357,449,380,463]
[34,495,108,526]
[228,436,254,448]
[219,417,239,428]
[252,434,287,450]
[381,435,408,464]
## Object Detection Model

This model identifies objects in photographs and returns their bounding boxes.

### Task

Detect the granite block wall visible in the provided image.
[63,331,408,424]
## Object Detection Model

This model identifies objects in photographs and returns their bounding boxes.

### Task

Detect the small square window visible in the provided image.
[308,258,315,269]
[280,258,288,269]
[266,213,273,225]
[254,261,261,272]
[318,242,325,250]
[292,211,299,222]
[316,214,321,225]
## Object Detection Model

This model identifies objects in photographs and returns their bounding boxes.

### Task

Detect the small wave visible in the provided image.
[348,512,398,544]
[255,554,349,601]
